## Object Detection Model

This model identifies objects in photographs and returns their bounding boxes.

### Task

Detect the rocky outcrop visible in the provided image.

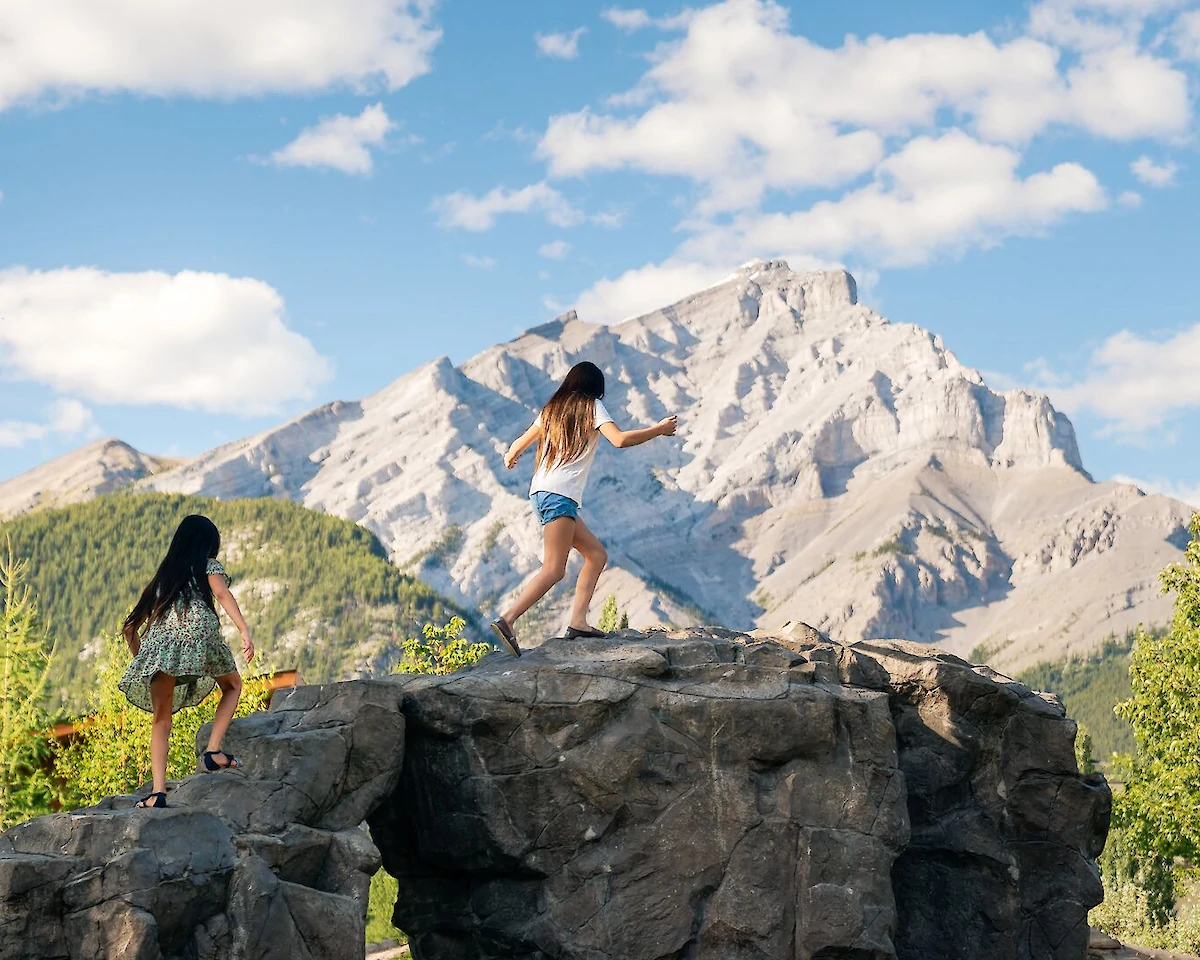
[0,680,403,960]
[0,629,1110,959]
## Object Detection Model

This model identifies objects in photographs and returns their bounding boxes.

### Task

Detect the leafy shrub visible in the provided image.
[395,616,492,677]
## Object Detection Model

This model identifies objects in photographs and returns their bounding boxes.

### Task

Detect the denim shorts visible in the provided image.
[531,491,579,525]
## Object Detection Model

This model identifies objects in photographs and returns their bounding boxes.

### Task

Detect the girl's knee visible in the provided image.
[545,564,568,585]
[221,674,243,694]
[595,548,608,569]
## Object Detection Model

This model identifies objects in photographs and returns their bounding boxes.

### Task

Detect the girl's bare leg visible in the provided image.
[149,672,176,795]
[502,518,576,625]
[568,516,608,631]
[204,672,243,759]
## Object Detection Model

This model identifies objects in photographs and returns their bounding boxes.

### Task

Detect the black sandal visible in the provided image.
[135,792,167,808]
[564,626,608,639]
[202,750,241,772]
[489,617,522,657]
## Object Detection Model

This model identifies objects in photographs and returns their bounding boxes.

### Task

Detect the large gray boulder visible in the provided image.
[0,680,405,960]
[0,629,1109,960]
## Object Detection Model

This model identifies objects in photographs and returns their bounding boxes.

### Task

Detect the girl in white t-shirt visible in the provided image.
[491,360,677,655]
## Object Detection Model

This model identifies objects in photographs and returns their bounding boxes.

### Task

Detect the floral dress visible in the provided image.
[119,559,239,714]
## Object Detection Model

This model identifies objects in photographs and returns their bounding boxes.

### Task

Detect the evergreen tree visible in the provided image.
[0,543,59,828]
[598,594,622,633]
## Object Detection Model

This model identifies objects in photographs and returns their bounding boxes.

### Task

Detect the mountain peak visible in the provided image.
[0,438,175,519]
[112,261,1193,672]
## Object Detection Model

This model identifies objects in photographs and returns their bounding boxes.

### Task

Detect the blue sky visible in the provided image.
[0,0,1197,503]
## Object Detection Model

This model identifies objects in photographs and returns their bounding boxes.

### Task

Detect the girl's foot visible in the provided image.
[202,750,241,772]
[490,617,522,657]
[136,792,167,808]
[564,625,608,639]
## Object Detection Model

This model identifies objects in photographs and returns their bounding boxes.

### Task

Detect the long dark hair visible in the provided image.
[537,361,606,470]
[123,515,221,643]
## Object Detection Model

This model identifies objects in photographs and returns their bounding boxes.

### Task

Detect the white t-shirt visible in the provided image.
[529,399,615,506]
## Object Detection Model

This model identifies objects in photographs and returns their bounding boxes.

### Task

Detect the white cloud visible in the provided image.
[1131,154,1181,186]
[575,259,730,324]
[434,182,585,231]
[533,0,1190,316]
[1175,9,1200,60]
[461,254,497,269]
[1029,0,1189,50]
[535,28,586,60]
[600,8,695,31]
[1041,323,1200,434]
[688,132,1108,268]
[0,399,96,448]
[538,240,572,259]
[0,1,441,111]
[0,267,332,415]
[270,103,394,175]
[1111,474,1200,509]
[1118,189,1143,207]
[539,0,1188,212]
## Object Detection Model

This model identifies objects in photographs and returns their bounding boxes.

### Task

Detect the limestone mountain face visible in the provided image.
[134,261,1190,671]
[0,438,177,520]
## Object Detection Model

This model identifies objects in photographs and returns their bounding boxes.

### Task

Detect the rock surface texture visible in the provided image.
[0,630,1110,960]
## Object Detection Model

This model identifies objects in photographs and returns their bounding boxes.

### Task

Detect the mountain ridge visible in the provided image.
[0,438,179,519]
[5,262,1191,671]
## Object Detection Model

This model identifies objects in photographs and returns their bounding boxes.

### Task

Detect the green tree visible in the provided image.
[395,617,491,676]
[0,544,59,829]
[1115,515,1200,866]
[55,635,272,808]
[1090,514,1200,949]
[598,594,629,633]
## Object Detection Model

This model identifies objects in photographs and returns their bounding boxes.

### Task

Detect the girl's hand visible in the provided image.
[657,415,678,437]
[504,448,520,470]
[242,633,256,663]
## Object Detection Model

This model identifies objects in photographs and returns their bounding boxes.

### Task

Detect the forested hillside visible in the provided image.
[0,493,464,713]
[1017,634,1139,761]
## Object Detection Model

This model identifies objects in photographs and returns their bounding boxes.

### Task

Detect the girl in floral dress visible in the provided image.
[119,514,255,808]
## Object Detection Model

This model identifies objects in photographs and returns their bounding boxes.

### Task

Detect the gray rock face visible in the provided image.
[0,630,1109,960]
[0,680,405,960]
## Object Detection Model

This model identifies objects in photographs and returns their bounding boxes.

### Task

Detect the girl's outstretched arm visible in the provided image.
[504,420,542,469]
[600,415,677,449]
[210,574,255,663]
